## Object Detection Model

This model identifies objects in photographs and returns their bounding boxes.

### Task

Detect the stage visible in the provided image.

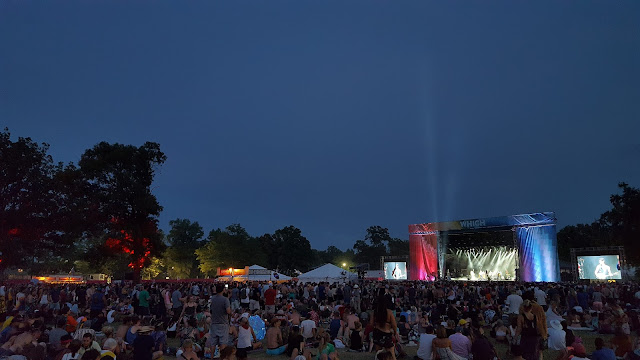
[409,212,560,282]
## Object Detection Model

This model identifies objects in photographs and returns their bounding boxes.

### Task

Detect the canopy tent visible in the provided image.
[246,265,291,282]
[297,263,357,283]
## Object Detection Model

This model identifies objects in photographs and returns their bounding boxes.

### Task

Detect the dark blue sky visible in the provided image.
[2,1,639,250]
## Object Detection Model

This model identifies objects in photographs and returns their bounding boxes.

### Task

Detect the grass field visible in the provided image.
[161,330,627,360]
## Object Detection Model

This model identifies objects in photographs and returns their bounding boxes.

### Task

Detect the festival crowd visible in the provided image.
[0,279,639,360]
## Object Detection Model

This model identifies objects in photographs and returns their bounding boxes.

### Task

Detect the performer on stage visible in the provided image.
[392,263,403,279]
[594,258,614,280]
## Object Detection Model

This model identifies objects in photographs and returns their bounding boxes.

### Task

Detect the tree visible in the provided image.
[141,257,166,280]
[259,226,313,274]
[0,129,80,273]
[78,141,167,281]
[353,226,392,269]
[557,183,640,264]
[600,182,640,264]
[165,219,204,278]
[388,238,410,257]
[196,224,264,276]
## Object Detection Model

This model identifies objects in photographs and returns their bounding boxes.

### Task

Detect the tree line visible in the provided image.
[556,182,640,264]
[0,129,408,280]
[1,129,637,279]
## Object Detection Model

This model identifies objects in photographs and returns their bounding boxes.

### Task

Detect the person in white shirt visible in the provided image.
[545,301,563,325]
[534,287,547,309]
[417,326,436,360]
[505,290,523,315]
[300,316,317,340]
[547,320,566,350]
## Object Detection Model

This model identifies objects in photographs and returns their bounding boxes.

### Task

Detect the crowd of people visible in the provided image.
[0,279,638,360]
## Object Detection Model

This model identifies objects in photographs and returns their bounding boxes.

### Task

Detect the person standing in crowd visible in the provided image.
[137,286,150,316]
[209,283,231,354]
[264,286,277,314]
[90,287,106,320]
[534,287,547,311]
[239,285,250,310]
[506,288,524,317]
[171,286,183,320]
[516,300,544,360]
[352,285,361,314]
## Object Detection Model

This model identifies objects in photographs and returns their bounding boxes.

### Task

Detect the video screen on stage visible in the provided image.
[384,262,407,280]
[578,255,621,280]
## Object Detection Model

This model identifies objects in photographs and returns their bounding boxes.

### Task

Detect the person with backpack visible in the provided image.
[240,286,250,310]
[250,285,261,312]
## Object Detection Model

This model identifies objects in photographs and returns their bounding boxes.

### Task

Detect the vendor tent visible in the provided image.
[297,263,357,283]
[246,265,291,282]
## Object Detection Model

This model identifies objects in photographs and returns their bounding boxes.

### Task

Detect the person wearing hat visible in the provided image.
[132,326,155,360]
[100,338,119,359]
[351,284,361,314]
[547,319,567,359]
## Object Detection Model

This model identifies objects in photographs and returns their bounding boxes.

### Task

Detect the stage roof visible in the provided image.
[409,212,556,234]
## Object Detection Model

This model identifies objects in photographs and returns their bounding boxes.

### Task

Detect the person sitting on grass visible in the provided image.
[493,320,508,343]
[100,338,119,360]
[610,326,632,358]
[81,349,101,360]
[349,321,364,352]
[176,339,199,360]
[219,346,236,360]
[265,318,286,355]
[79,333,101,356]
[236,316,261,351]
[590,337,616,360]
[317,332,337,360]
[61,339,82,360]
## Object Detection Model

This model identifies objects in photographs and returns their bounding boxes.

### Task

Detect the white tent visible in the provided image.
[297,263,357,283]
[246,265,291,282]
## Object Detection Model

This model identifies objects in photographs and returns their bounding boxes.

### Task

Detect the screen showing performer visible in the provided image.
[384,262,407,280]
[577,255,621,280]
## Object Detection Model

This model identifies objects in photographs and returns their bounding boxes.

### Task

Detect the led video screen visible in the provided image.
[578,255,621,280]
[384,262,407,280]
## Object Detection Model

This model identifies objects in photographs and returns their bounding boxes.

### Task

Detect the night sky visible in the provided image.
[1,2,639,250]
